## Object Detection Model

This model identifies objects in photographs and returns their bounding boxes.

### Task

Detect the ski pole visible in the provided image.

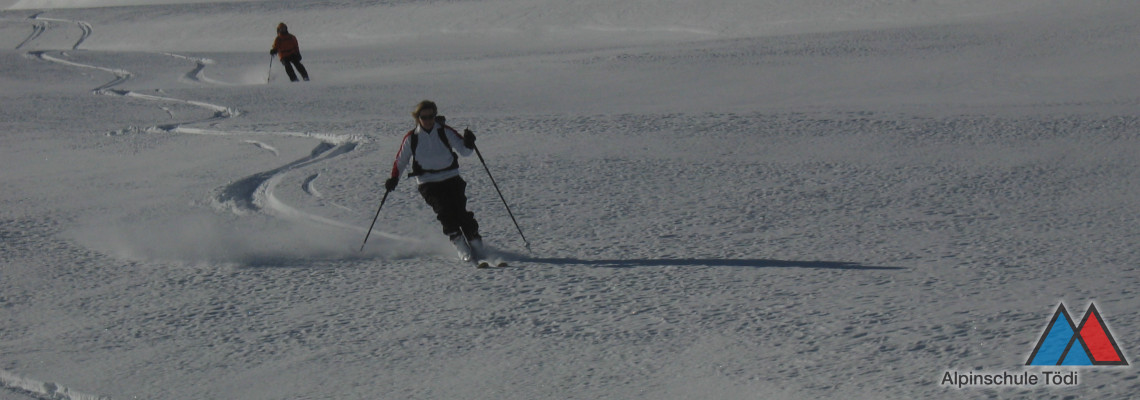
[473,144,530,249]
[267,54,274,83]
[359,189,391,251]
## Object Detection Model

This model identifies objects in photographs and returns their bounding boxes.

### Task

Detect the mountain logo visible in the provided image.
[1026,302,1128,366]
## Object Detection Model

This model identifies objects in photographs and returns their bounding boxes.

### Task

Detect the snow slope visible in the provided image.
[2,0,1139,399]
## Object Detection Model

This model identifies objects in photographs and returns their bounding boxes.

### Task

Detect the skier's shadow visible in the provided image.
[514,256,903,270]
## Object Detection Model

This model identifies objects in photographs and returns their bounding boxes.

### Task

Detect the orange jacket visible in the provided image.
[272,33,300,60]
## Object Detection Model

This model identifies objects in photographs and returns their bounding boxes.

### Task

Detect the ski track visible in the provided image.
[163,52,231,86]
[159,105,176,119]
[301,173,323,197]
[33,16,92,50]
[16,13,92,50]
[5,13,411,399]
[13,18,44,49]
[0,368,107,400]
[19,15,378,231]
[245,139,280,156]
[302,173,360,215]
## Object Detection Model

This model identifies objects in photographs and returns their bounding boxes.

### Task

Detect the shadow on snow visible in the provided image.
[515,256,904,270]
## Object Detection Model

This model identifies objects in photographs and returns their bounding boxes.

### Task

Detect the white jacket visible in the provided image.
[390,124,474,184]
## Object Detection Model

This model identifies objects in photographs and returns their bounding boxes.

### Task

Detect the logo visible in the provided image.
[1026,302,1128,366]
[941,301,1129,389]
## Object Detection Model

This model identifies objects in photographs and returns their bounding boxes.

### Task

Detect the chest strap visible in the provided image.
[408,126,459,177]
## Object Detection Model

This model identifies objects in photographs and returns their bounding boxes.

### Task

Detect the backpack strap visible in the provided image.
[408,125,460,177]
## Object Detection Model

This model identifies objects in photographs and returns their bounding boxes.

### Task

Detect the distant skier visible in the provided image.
[386,100,484,261]
[269,22,309,82]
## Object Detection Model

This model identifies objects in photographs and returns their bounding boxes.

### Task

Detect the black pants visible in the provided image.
[418,176,479,240]
[280,54,309,82]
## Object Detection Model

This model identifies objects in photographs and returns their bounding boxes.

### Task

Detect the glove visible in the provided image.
[463,129,476,149]
[385,177,398,192]
[270,49,278,56]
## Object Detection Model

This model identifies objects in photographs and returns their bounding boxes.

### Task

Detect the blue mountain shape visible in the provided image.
[1028,305,1080,366]
[1061,340,1093,366]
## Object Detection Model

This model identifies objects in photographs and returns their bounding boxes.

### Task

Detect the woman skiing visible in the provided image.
[270,22,309,82]
[386,100,483,261]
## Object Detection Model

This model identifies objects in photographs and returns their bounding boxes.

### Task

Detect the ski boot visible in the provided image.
[467,236,485,260]
[450,234,473,262]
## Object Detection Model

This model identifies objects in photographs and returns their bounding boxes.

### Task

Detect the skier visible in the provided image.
[269,22,309,82]
[386,100,484,261]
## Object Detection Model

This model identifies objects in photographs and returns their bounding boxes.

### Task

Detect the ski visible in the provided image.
[450,234,509,268]
[474,260,510,269]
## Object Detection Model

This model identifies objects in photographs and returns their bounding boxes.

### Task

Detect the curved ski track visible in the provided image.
[15,15,412,243]
[164,52,231,86]
[14,18,44,49]
[5,17,422,399]
[16,13,91,50]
